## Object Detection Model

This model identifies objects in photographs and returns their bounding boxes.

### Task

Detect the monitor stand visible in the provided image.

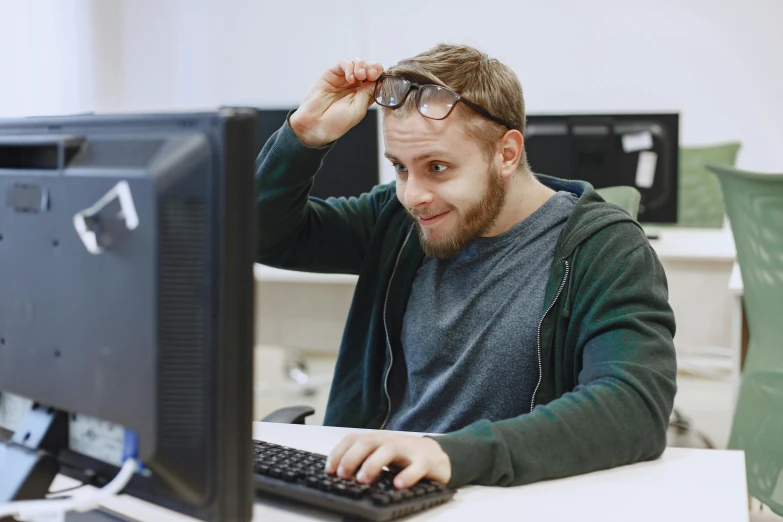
[64,507,140,521]
[0,404,68,506]
[0,405,144,522]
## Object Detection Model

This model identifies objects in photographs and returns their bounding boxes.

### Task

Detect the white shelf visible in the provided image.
[254,264,358,284]
[253,228,736,282]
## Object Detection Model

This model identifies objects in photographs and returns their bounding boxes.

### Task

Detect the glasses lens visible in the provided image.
[417,85,458,120]
[375,77,411,107]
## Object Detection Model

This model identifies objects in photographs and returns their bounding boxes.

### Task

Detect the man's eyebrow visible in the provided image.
[384,151,451,163]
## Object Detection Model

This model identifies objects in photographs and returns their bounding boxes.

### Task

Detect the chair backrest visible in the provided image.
[707,163,783,516]
[595,186,641,219]
[676,142,741,227]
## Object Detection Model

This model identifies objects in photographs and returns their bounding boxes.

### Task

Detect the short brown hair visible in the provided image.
[384,43,529,170]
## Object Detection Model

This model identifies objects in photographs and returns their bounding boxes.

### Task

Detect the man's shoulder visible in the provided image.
[559,194,648,256]
[568,217,653,274]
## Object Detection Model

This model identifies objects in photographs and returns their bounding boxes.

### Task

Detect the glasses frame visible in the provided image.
[373,74,514,130]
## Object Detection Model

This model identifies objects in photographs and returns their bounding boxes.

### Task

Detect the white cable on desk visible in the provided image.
[0,458,139,522]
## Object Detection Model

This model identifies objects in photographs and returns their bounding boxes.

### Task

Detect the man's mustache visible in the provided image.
[407,208,452,219]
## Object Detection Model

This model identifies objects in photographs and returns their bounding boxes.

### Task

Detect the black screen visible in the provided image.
[524,113,679,223]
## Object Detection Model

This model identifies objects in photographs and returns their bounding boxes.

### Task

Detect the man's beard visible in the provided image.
[408,165,507,259]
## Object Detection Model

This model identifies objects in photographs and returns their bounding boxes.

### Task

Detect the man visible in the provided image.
[255,43,677,492]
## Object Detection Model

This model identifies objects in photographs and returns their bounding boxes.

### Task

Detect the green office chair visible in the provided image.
[595,185,641,219]
[644,142,741,228]
[706,163,783,516]
[678,143,742,227]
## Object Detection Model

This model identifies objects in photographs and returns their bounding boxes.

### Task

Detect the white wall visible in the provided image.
[0,0,96,117]
[3,1,781,175]
[104,0,783,184]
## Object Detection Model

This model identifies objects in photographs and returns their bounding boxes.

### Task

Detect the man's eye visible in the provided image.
[393,163,408,173]
[431,164,448,173]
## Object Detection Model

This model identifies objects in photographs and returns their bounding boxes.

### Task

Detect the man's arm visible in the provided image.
[256,58,390,274]
[434,230,677,487]
[255,118,394,274]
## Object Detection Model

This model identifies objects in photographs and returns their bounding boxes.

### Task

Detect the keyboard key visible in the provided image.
[346,485,364,497]
[372,494,391,506]
[411,485,429,497]
[377,480,394,491]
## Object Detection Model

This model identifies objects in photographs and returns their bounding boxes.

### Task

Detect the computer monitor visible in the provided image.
[524,113,679,223]
[0,108,257,521]
[253,107,380,199]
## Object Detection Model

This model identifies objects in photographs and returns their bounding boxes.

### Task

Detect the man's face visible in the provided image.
[384,111,507,259]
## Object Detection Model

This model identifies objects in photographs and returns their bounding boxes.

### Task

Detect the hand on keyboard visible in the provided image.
[325,432,452,490]
[253,439,456,521]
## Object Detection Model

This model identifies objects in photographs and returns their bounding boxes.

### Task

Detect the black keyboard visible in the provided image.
[252,439,457,521]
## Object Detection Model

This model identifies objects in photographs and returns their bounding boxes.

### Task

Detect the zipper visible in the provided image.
[529,260,570,413]
[379,225,414,430]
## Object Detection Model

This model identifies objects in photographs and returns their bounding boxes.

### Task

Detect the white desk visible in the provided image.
[48,423,749,522]
[645,226,736,262]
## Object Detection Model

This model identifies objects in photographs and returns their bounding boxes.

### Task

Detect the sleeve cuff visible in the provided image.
[283,110,336,151]
[425,423,495,489]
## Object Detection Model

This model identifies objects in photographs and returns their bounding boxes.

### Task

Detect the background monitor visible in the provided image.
[253,107,380,199]
[0,108,257,521]
[524,113,679,223]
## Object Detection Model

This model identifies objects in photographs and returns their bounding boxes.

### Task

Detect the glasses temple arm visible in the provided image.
[460,98,514,129]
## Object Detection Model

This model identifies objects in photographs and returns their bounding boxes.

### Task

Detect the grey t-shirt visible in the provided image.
[385,190,578,433]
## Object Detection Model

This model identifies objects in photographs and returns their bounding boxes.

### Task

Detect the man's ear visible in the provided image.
[498,129,524,179]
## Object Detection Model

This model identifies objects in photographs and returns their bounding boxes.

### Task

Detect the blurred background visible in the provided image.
[2,1,782,516]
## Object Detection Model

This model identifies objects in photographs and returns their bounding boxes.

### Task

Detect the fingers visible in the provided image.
[366,61,384,82]
[339,59,357,84]
[325,433,358,474]
[353,57,368,82]
[392,461,429,490]
[356,443,398,484]
[335,435,383,479]
[326,58,383,86]
[326,434,446,491]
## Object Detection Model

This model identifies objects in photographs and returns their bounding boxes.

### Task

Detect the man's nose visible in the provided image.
[404,172,433,208]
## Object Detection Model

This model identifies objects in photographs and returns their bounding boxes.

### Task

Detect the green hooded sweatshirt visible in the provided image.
[255,117,677,490]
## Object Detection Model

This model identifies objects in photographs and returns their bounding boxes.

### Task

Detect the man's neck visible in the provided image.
[483,171,557,237]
